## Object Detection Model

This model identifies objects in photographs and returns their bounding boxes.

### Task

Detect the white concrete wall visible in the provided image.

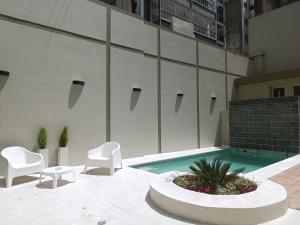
[111,10,144,50]
[161,61,198,152]
[227,75,239,101]
[160,30,197,65]
[198,70,226,147]
[0,0,107,41]
[237,76,300,100]
[227,52,253,76]
[0,0,253,164]
[0,19,106,165]
[143,24,158,56]
[198,42,225,72]
[249,1,300,74]
[110,48,158,158]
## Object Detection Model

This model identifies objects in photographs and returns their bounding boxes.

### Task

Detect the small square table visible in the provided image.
[39,166,75,188]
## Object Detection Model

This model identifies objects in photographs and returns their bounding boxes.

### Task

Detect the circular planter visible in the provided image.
[150,172,288,225]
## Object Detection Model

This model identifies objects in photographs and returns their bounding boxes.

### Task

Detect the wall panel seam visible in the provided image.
[196,41,200,148]
[106,8,111,141]
[157,28,162,154]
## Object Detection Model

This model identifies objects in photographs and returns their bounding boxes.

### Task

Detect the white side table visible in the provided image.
[39,166,75,189]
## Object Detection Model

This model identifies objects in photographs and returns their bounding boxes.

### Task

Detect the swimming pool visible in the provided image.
[131,148,295,174]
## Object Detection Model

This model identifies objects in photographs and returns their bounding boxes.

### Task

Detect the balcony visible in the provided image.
[157,0,217,40]
[192,0,216,13]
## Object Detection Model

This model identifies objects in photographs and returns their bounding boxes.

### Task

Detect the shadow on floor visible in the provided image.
[36,179,73,189]
[144,191,202,225]
[82,168,111,176]
[0,176,39,188]
[82,167,122,176]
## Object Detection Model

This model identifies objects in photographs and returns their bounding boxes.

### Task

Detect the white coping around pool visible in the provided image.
[150,172,288,225]
[124,146,300,178]
[124,146,300,225]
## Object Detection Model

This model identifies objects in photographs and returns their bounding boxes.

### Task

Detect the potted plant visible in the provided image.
[37,128,48,167]
[58,126,69,166]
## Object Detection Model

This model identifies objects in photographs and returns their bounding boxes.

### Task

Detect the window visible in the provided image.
[217,6,224,23]
[217,24,224,43]
[294,86,300,96]
[272,87,285,97]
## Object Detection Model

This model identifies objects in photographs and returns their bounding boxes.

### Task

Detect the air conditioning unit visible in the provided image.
[171,16,195,38]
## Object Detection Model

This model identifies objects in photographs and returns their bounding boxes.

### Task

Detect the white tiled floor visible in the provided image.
[0,148,299,225]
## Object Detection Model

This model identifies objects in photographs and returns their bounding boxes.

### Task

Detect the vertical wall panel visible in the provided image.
[198,42,225,72]
[199,70,226,147]
[227,52,252,76]
[227,75,239,101]
[160,30,197,65]
[161,61,198,152]
[143,24,158,56]
[111,10,144,50]
[110,48,158,158]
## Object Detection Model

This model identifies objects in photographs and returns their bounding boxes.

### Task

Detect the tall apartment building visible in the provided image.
[225,0,249,54]
[101,0,225,46]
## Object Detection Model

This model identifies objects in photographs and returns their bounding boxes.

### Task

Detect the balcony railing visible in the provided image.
[158,0,216,40]
[192,0,216,13]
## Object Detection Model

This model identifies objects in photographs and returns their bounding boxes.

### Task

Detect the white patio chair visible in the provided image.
[84,142,122,175]
[0,146,45,187]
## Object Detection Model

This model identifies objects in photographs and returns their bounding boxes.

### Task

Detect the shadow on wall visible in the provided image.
[175,94,183,113]
[130,88,141,111]
[0,75,9,92]
[214,111,223,146]
[68,83,84,109]
[247,53,266,75]
[210,97,216,114]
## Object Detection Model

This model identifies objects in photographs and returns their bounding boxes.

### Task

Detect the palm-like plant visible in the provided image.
[189,158,245,190]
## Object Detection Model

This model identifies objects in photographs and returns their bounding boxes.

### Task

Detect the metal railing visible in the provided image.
[192,0,216,13]
[159,0,216,40]
[99,0,219,42]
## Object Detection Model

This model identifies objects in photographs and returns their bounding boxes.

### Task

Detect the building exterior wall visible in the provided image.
[249,1,300,74]
[0,0,252,165]
[198,70,226,147]
[110,48,158,158]
[225,0,243,51]
[160,61,198,152]
[236,76,300,100]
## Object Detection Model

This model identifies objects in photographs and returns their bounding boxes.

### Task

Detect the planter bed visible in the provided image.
[150,172,288,225]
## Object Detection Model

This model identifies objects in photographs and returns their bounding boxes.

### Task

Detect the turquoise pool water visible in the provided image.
[131,148,295,174]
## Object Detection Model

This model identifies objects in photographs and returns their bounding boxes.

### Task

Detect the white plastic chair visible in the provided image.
[0,146,45,187]
[84,142,122,175]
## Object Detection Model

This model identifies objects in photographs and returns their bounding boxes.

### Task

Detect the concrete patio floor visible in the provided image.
[0,164,300,225]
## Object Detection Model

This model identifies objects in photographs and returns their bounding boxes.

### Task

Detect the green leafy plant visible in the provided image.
[189,158,245,190]
[59,126,68,147]
[37,128,47,149]
[174,159,254,195]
